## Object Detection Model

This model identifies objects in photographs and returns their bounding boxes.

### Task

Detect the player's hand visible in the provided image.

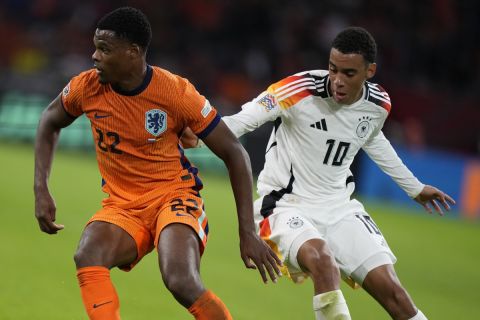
[239,230,283,284]
[414,185,455,215]
[34,189,64,234]
[180,127,199,149]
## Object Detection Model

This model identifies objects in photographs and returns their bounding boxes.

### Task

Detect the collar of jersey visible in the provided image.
[111,65,153,96]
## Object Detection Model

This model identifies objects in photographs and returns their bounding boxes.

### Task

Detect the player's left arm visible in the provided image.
[413,185,455,215]
[202,120,282,283]
[363,130,455,215]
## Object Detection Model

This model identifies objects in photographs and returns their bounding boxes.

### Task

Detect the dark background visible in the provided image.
[1,0,479,173]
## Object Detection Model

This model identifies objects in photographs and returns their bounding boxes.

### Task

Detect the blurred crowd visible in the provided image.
[0,0,479,155]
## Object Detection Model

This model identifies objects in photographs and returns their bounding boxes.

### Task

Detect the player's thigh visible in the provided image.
[155,192,208,255]
[256,203,322,274]
[75,220,138,268]
[157,223,206,306]
[80,207,154,270]
[155,192,207,275]
[157,223,202,277]
[326,207,396,284]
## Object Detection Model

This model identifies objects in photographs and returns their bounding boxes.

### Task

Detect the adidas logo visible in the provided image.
[310,119,328,131]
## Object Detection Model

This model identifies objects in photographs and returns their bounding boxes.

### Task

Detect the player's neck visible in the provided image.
[114,62,148,92]
[111,62,151,95]
[341,87,365,106]
[350,88,364,105]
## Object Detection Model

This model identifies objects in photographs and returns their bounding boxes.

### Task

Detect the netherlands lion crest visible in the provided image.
[146,109,167,136]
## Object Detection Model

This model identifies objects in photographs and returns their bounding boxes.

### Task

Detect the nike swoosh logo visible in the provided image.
[94,112,111,119]
[93,301,113,308]
[176,213,193,217]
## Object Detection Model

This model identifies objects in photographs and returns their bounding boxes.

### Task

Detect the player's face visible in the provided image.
[92,29,135,85]
[328,48,376,105]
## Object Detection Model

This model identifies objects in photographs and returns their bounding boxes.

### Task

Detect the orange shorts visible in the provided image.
[86,189,209,271]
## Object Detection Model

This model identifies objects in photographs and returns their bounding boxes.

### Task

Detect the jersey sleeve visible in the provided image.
[60,74,85,118]
[362,130,425,198]
[222,89,282,138]
[178,79,220,139]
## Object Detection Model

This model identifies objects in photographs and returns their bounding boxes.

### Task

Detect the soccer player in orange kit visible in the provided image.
[33,7,281,320]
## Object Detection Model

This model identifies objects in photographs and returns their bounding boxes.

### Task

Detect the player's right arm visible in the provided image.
[222,92,281,138]
[180,92,282,148]
[34,94,76,234]
[182,75,301,148]
[180,95,280,148]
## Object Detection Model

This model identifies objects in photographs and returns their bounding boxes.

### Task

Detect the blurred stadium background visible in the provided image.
[0,0,479,319]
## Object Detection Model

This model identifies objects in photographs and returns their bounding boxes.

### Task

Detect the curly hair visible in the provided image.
[332,27,377,64]
[97,7,152,51]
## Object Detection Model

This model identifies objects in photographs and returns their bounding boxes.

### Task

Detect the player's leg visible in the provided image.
[327,200,426,320]
[157,223,205,306]
[156,193,232,319]
[361,264,426,320]
[74,220,139,320]
[256,196,351,320]
[74,220,138,268]
[296,239,351,320]
[297,239,340,293]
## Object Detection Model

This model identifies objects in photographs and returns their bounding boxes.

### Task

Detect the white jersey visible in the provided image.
[223,70,424,203]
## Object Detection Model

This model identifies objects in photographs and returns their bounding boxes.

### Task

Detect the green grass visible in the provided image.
[1,141,478,319]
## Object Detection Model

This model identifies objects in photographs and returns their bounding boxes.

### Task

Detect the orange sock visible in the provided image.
[77,266,120,320]
[188,290,233,320]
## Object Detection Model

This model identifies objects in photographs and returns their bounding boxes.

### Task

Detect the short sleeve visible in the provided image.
[177,78,220,139]
[61,75,85,118]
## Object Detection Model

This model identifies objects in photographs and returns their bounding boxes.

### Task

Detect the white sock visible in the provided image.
[313,289,351,320]
[408,309,427,320]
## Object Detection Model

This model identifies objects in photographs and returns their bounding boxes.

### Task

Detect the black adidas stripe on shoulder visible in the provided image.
[365,82,391,113]
[309,74,330,98]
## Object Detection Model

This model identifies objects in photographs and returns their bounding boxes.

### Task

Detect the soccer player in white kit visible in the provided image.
[183,27,455,320]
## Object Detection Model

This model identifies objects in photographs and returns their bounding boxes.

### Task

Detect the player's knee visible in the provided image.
[312,251,339,279]
[302,247,339,282]
[73,245,106,268]
[73,248,89,268]
[162,271,202,298]
[382,284,416,318]
[389,285,411,307]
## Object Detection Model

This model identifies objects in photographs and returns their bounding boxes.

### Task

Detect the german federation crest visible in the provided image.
[287,217,304,229]
[146,109,167,136]
[356,116,372,138]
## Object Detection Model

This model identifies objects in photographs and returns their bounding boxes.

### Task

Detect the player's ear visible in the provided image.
[127,44,142,59]
[366,62,376,79]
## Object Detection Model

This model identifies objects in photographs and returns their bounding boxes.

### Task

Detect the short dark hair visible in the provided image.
[97,7,152,51]
[332,27,377,64]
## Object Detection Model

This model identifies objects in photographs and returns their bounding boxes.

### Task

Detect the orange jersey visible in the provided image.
[61,66,219,208]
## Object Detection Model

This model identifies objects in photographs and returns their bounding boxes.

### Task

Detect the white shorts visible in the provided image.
[255,194,396,285]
